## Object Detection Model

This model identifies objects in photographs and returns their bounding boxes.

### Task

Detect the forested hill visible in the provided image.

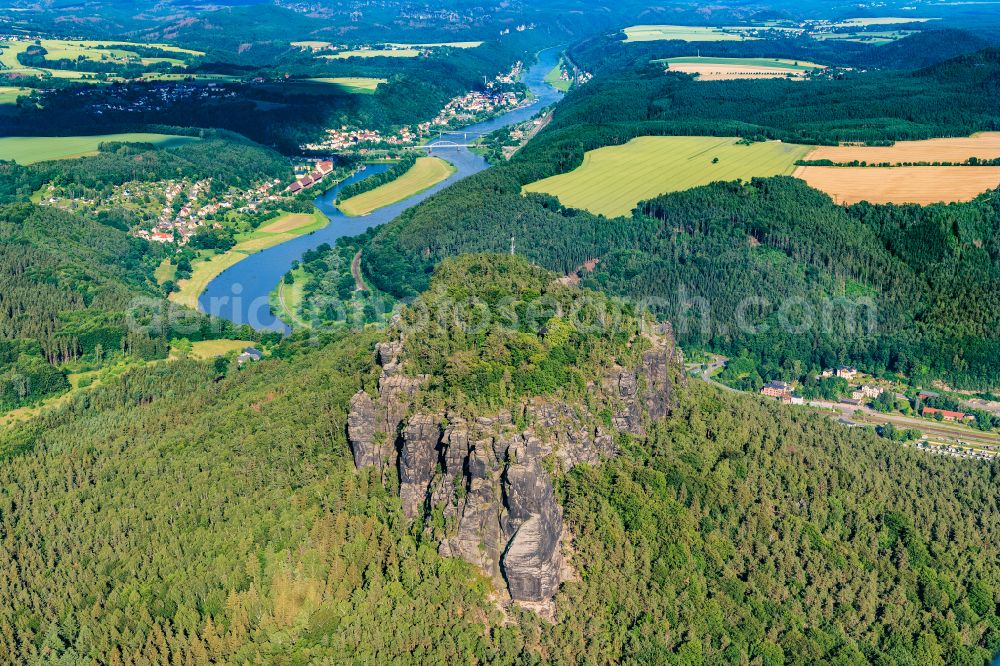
[0,255,996,663]
[347,46,1000,388]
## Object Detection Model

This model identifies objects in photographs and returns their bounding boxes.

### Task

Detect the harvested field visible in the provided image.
[662,57,825,80]
[793,165,1000,205]
[623,25,749,42]
[804,133,1000,164]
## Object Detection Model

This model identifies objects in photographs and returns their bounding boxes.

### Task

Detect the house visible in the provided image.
[238,347,263,365]
[922,407,974,422]
[317,160,334,175]
[836,366,858,380]
[852,385,884,401]
[761,381,793,401]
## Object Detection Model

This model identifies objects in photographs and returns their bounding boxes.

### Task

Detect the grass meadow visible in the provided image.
[337,157,455,216]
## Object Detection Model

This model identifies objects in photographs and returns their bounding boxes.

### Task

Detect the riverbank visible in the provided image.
[170,209,328,310]
[198,46,566,332]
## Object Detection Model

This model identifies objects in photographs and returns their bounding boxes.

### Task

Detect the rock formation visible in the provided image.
[346,321,681,612]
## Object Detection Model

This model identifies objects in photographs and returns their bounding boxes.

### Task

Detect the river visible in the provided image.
[198,46,565,332]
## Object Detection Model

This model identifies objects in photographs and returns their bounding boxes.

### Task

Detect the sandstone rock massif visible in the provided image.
[346,323,681,613]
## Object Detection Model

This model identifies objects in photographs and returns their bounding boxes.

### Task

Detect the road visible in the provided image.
[690,356,1000,452]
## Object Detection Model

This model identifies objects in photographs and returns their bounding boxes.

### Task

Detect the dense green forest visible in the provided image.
[0,256,996,663]
[343,46,1000,388]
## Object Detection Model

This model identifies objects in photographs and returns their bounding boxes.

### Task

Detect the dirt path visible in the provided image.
[351,250,367,291]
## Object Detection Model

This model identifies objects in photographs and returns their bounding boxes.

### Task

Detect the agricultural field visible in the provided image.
[660,56,825,80]
[136,72,240,82]
[0,39,202,79]
[0,133,199,164]
[291,41,336,51]
[833,17,937,27]
[523,136,810,217]
[307,77,386,93]
[623,25,750,42]
[170,210,328,310]
[0,85,28,104]
[812,30,914,45]
[387,41,483,49]
[338,156,455,216]
[323,48,421,59]
[803,133,1000,164]
[793,165,1000,205]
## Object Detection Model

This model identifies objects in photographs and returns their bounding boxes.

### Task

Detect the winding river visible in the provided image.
[198,46,565,332]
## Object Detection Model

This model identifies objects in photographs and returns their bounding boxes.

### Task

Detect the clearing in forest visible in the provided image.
[337,157,456,216]
[307,77,386,93]
[0,133,199,164]
[522,136,810,217]
[171,339,251,360]
[793,166,1000,205]
[660,56,825,80]
[803,133,1000,164]
[623,25,750,42]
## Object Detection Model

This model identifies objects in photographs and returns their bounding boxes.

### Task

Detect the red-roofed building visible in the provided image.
[287,181,303,193]
[922,407,974,422]
[317,160,334,175]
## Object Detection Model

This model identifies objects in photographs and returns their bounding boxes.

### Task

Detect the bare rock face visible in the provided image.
[399,414,441,519]
[346,321,680,611]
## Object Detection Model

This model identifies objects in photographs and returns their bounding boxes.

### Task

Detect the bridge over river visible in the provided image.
[198,47,565,332]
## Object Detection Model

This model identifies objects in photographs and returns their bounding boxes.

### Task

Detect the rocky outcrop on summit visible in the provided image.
[346,322,680,611]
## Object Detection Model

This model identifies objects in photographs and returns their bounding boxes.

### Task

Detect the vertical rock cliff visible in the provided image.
[346,320,682,613]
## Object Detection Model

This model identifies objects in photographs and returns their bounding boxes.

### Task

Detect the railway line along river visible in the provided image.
[198,46,564,332]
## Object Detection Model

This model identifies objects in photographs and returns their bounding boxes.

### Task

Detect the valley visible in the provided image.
[0,2,999,664]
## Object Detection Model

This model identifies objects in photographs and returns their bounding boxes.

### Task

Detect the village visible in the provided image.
[36,169,307,245]
[751,364,1000,462]
[302,62,529,153]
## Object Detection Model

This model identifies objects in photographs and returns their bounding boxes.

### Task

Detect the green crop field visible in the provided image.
[308,77,386,93]
[660,56,825,71]
[523,136,811,217]
[0,86,28,104]
[623,25,750,42]
[338,157,455,216]
[0,133,200,165]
